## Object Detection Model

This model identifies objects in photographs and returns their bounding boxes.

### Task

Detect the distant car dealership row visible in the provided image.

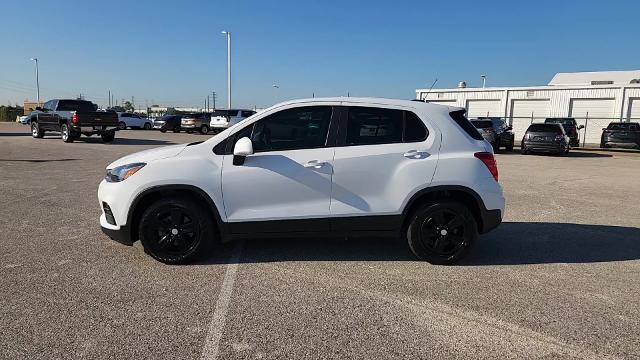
[417,70,640,144]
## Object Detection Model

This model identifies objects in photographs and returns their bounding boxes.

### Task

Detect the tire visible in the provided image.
[506,144,514,152]
[200,124,209,135]
[522,148,529,155]
[491,142,499,152]
[406,201,477,265]
[118,122,127,130]
[61,123,74,143]
[31,122,44,138]
[160,127,167,133]
[101,131,115,143]
[143,123,152,130]
[139,197,214,264]
[186,130,193,134]
[173,126,180,133]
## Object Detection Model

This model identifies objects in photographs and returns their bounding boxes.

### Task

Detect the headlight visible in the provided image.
[105,163,146,182]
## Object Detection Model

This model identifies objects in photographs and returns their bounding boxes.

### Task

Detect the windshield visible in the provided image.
[471,120,493,129]
[545,118,576,125]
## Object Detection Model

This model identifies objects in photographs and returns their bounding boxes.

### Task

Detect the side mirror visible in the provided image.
[35,107,43,111]
[233,137,253,165]
[578,125,585,130]
[602,128,607,131]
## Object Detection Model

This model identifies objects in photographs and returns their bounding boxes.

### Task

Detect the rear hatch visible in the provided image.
[471,120,496,141]
[526,124,562,143]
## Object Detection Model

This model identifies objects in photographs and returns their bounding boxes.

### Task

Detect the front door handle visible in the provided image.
[403,150,429,159]
[303,160,327,169]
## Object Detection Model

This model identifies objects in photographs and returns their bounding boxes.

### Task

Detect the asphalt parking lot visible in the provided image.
[1,122,639,359]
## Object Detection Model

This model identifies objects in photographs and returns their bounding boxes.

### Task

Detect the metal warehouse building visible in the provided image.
[416,70,640,144]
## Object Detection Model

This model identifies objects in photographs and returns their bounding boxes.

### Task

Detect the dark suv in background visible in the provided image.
[470,117,515,152]
[522,123,570,155]
[544,118,583,147]
[601,122,640,149]
[153,114,182,133]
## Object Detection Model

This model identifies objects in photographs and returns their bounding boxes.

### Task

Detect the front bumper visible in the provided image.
[100,214,133,245]
[181,124,197,129]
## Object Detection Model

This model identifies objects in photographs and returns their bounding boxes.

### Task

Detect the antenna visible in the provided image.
[423,78,438,101]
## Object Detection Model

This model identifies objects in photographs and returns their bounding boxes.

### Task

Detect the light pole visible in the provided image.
[481,75,487,88]
[221,31,231,109]
[30,58,40,104]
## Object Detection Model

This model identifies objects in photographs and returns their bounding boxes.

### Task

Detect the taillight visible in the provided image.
[71,113,78,124]
[474,152,499,182]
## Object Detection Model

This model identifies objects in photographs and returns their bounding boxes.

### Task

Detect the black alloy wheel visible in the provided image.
[407,201,477,265]
[139,197,213,264]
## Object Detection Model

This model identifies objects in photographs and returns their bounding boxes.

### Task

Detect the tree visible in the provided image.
[123,101,135,112]
[165,107,178,115]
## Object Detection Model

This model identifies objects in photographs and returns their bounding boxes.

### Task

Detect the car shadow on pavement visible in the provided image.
[0,158,80,162]
[463,222,640,265]
[198,222,640,265]
[0,132,31,136]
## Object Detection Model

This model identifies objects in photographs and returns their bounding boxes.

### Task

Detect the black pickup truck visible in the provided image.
[28,99,119,143]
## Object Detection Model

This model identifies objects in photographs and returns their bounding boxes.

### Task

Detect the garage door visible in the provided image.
[628,98,640,121]
[570,99,615,143]
[510,99,551,139]
[467,100,501,118]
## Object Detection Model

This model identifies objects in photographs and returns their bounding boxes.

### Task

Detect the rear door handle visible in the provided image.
[403,150,429,159]
[303,160,327,169]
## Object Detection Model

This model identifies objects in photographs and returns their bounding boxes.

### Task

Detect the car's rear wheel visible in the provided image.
[101,131,115,143]
[31,122,44,138]
[61,123,74,143]
[118,122,127,130]
[143,122,152,130]
[200,124,209,135]
[139,197,214,264]
[406,201,477,265]
[173,126,180,133]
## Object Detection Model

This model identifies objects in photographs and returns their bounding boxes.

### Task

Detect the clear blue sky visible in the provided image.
[1,0,639,109]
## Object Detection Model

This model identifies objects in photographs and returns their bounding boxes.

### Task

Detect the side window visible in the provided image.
[404,111,428,142]
[241,110,254,117]
[227,110,239,117]
[345,107,403,145]
[43,101,53,110]
[250,106,332,152]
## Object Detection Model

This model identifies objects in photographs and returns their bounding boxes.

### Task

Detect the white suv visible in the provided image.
[98,98,504,264]
[209,109,257,132]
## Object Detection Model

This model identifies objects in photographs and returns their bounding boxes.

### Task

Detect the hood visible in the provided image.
[107,144,187,169]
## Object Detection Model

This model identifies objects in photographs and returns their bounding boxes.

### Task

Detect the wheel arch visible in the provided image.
[127,185,226,243]
[402,185,487,234]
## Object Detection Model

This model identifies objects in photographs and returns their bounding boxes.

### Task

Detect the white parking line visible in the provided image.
[200,241,244,360]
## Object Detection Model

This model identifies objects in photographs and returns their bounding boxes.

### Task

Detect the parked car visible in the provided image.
[209,109,257,133]
[98,97,504,265]
[521,123,570,155]
[600,122,640,149]
[470,117,514,151]
[28,99,118,143]
[181,113,210,134]
[117,112,153,130]
[544,118,583,147]
[153,115,182,133]
[17,115,30,124]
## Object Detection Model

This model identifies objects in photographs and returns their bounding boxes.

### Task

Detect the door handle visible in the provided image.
[403,150,429,159]
[303,160,327,169]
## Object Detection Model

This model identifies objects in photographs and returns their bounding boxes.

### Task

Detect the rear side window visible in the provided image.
[450,110,483,140]
[346,107,403,145]
[403,111,428,142]
[228,110,239,117]
[528,124,562,133]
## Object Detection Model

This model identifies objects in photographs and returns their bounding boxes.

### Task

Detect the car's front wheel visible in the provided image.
[143,122,152,130]
[406,201,477,265]
[200,124,210,135]
[31,122,44,138]
[118,122,127,130]
[101,131,115,143]
[139,197,214,264]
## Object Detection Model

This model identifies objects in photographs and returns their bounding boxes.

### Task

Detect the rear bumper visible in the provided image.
[602,139,639,148]
[74,125,118,134]
[480,209,502,234]
[523,141,564,152]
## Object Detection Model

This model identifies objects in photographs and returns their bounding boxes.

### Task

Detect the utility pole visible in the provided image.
[221,31,231,109]
[30,58,40,104]
[108,90,111,108]
[211,91,216,109]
